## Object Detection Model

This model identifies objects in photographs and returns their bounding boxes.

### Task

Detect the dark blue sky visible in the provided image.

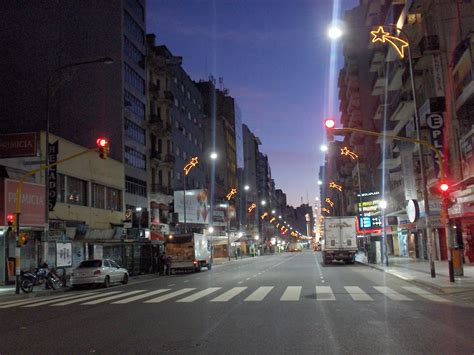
[147,0,358,207]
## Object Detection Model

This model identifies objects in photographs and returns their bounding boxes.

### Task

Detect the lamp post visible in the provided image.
[379,200,389,266]
[44,57,113,259]
[371,25,437,278]
[183,157,199,233]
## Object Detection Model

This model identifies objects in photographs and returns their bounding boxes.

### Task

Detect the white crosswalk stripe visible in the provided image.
[82,290,146,305]
[21,292,99,308]
[374,286,413,301]
[210,287,247,302]
[0,293,86,308]
[280,286,301,301]
[112,289,170,304]
[345,286,373,301]
[0,284,451,308]
[50,292,122,306]
[402,286,450,303]
[316,286,336,301]
[176,287,221,303]
[244,286,273,301]
[144,288,195,303]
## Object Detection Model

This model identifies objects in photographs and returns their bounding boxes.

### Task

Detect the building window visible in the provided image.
[126,0,144,21]
[188,132,192,141]
[125,119,146,145]
[124,36,144,68]
[187,112,191,120]
[176,146,180,157]
[124,10,144,44]
[174,98,178,107]
[124,63,145,93]
[66,176,88,206]
[92,183,106,209]
[125,176,147,197]
[57,173,66,203]
[124,90,145,118]
[107,187,122,211]
[125,146,146,170]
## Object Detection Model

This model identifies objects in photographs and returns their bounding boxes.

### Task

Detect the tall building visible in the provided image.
[0,0,149,212]
[146,36,207,229]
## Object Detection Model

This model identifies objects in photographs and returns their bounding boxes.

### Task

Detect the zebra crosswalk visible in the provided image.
[0,285,451,309]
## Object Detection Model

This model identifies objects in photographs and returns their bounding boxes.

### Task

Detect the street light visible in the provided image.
[327,26,343,40]
[208,226,214,234]
[261,200,266,206]
[210,152,218,160]
[271,210,276,214]
[320,145,328,152]
[244,185,250,191]
[317,180,323,186]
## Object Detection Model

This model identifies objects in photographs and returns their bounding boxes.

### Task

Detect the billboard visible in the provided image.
[2,179,45,227]
[173,189,209,224]
[356,191,383,233]
[0,132,38,158]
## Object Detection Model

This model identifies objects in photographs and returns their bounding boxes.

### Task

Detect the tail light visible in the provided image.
[93,269,101,275]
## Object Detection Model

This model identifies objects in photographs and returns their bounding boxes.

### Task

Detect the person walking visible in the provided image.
[164,254,172,275]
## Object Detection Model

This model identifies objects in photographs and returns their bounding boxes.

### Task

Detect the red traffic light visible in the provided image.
[7,214,14,222]
[324,118,336,129]
[96,138,108,147]
[439,183,449,192]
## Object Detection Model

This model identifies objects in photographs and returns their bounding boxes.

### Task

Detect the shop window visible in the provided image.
[66,176,88,206]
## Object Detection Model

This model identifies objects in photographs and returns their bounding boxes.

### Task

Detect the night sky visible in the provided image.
[147,0,359,207]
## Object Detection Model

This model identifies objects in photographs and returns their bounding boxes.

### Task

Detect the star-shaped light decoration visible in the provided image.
[325,198,334,207]
[322,208,330,214]
[340,146,358,160]
[329,181,343,192]
[269,217,276,223]
[370,25,409,59]
[261,212,268,220]
[226,188,237,201]
[248,203,256,213]
[183,156,199,175]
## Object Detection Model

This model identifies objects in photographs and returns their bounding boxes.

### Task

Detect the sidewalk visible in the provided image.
[355,252,474,294]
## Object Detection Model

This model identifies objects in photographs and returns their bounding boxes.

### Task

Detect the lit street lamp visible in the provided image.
[210,152,218,160]
[244,185,250,191]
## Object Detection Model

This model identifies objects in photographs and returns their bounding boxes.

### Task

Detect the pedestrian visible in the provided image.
[165,254,172,275]
[159,252,167,275]
[234,248,238,260]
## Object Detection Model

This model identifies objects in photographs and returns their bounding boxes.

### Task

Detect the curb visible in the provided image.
[356,260,473,294]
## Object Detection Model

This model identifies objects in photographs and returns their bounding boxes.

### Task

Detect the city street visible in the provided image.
[0,250,473,354]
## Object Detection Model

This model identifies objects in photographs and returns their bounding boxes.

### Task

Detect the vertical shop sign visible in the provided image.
[400,142,417,200]
[48,141,58,211]
[426,113,444,179]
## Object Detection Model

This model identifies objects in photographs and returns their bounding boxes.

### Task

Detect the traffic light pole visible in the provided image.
[13,147,98,293]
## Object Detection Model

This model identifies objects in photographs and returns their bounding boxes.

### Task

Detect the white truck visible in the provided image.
[322,216,357,264]
[166,233,212,273]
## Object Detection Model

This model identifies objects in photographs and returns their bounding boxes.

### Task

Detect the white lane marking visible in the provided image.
[237,281,243,284]
[280,286,301,301]
[183,280,189,283]
[246,278,251,281]
[0,292,87,308]
[81,290,146,305]
[16,293,98,308]
[373,286,413,301]
[50,291,122,306]
[345,286,373,301]
[144,288,195,303]
[321,280,325,283]
[176,287,221,303]
[112,289,170,304]
[402,286,451,303]
[167,284,175,287]
[211,287,247,302]
[244,287,273,302]
[316,286,335,301]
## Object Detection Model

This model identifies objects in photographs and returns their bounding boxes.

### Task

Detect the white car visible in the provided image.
[71,259,129,288]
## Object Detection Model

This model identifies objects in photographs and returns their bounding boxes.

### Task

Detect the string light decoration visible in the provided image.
[340,146,358,160]
[183,157,199,175]
[370,26,409,59]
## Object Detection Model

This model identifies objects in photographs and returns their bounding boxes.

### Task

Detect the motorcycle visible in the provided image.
[20,267,63,293]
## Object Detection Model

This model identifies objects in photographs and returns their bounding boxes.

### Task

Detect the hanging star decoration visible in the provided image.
[329,181,343,192]
[226,188,237,201]
[261,212,268,220]
[248,203,256,213]
[325,198,334,207]
[276,223,280,228]
[322,208,330,214]
[340,146,358,160]
[269,217,276,223]
[183,156,199,175]
[370,26,409,59]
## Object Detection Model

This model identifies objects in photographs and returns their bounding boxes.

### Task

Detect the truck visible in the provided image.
[322,216,357,264]
[165,233,212,273]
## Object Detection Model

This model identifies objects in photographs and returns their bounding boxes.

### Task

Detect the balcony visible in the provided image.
[388,62,405,91]
[150,149,162,163]
[389,92,414,122]
[371,76,385,96]
[419,35,440,55]
[455,70,474,111]
[369,49,385,73]
[150,184,172,196]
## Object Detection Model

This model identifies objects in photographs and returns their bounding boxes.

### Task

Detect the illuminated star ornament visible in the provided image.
[269,217,276,223]
[260,212,268,220]
[329,181,343,192]
[322,208,330,214]
[248,203,256,213]
[183,157,199,175]
[340,146,358,160]
[370,26,409,59]
[226,188,237,201]
[325,198,334,208]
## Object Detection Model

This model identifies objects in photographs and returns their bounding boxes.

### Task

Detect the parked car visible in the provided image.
[71,259,129,288]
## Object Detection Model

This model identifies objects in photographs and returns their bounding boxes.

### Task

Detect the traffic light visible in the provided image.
[324,118,336,141]
[7,213,16,231]
[19,233,28,246]
[439,183,449,193]
[96,137,110,160]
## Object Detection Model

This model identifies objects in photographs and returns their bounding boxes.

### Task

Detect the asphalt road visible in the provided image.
[0,250,473,354]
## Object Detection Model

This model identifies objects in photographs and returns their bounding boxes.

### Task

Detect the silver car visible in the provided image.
[71,259,129,288]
